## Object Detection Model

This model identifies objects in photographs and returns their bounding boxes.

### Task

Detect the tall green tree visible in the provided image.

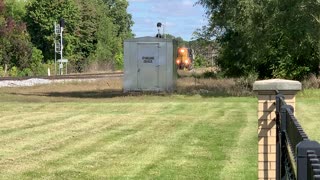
[25,0,81,62]
[94,4,116,62]
[71,0,100,71]
[4,0,27,21]
[76,0,128,70]
[198,0,320,79]
[102,0,133,69]
[103,0,133,40]
[25,0,133,72]
[269,0,320,79]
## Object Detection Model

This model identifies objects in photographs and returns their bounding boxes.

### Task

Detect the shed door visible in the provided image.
[137,43,159,90]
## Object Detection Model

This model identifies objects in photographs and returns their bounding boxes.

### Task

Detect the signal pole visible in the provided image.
[54,22,57,75]
[60,19,64,75]
[54,18,67,75]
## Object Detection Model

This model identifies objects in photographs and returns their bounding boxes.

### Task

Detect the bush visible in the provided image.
[272,57,311,80]
[194,55,206,68]
[302,74,320,89]
[203,71,217,79]
[0,66,5,77]
[235,73,259,91]
[114,51,124,70]
[31,47,46,75]
[18,68,33,77]
[191,72,202,79]
[9,66,18,77]
[191,70,217,79]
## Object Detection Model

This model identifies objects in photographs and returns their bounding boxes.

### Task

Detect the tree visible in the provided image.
[0,0,32,73]
[75,0,127,70]
[269,0,320,79]
[103,0,133,40]
[102,0,133,69]
[25,0,133,72]
[197,0,320,79]
[25,0,81,63]
[189,34,218,68]
[4,0,27,21]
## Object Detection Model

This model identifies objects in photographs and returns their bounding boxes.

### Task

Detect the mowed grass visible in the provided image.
[296,89,320,142]
[0,79,319,179]
[0,80,258,179]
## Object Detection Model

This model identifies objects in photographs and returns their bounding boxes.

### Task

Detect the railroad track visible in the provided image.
[0,72,123,81]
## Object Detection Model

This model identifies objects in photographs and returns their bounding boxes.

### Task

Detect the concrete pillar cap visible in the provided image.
[253,79,302,91]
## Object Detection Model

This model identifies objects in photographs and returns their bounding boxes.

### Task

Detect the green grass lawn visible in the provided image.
[296,89,320,142]
[0,83,319,180]
[0,87,258,179]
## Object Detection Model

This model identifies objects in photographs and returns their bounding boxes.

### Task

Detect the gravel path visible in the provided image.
[0,78,96,87]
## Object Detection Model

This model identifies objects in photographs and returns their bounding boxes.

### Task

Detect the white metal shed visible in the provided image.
[123,37,177,92]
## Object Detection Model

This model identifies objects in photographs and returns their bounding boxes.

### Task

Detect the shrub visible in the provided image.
[203,71,216,79]
[235,73,259,91]
[9,66,18,77]
[191,72,202,79]
[18,68,33,77]
[302,74,319,89]
[0,66,5,77]
[31,47,46,75]
[194,55,206,68]
[114,51,124,70]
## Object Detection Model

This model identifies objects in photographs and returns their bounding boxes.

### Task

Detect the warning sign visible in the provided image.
[142,56,154,63]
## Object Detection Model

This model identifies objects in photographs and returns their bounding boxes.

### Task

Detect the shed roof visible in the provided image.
[125,36,174,43]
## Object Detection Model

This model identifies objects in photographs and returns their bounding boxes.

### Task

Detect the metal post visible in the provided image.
[60,26,63,75]
[54,22,56,76]
[280,106,288,132]
[163,21,166,39]
[278,96,289,179]
[279,105,287,179]
[276,93,284,180]
[211,54,214,71]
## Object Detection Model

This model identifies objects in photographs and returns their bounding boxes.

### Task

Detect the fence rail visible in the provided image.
[275,92,320,180]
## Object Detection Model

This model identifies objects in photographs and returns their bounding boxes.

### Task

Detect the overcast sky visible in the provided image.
[127,0,207,41]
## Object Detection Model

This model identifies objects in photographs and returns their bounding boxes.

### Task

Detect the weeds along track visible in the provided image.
[0,72,123,81]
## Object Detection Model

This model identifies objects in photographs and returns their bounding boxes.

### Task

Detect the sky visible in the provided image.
[127,0,208,41]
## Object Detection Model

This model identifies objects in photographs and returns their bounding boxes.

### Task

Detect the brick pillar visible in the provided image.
[253,79,301,180]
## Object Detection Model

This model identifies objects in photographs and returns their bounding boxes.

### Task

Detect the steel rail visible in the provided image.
[0,72,123,81]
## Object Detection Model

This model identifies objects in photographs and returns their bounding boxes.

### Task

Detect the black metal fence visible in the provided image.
[275,92,320,180]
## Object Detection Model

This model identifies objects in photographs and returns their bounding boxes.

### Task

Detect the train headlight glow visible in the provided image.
[176,59,181,64]
[180,49,185,53]
[184,59,189,64]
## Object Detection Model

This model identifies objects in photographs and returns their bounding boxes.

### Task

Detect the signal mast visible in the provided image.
[54,18,68,75]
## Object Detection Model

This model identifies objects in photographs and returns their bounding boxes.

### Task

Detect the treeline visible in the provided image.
[0,0,133,76]
[198,0,320,80]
